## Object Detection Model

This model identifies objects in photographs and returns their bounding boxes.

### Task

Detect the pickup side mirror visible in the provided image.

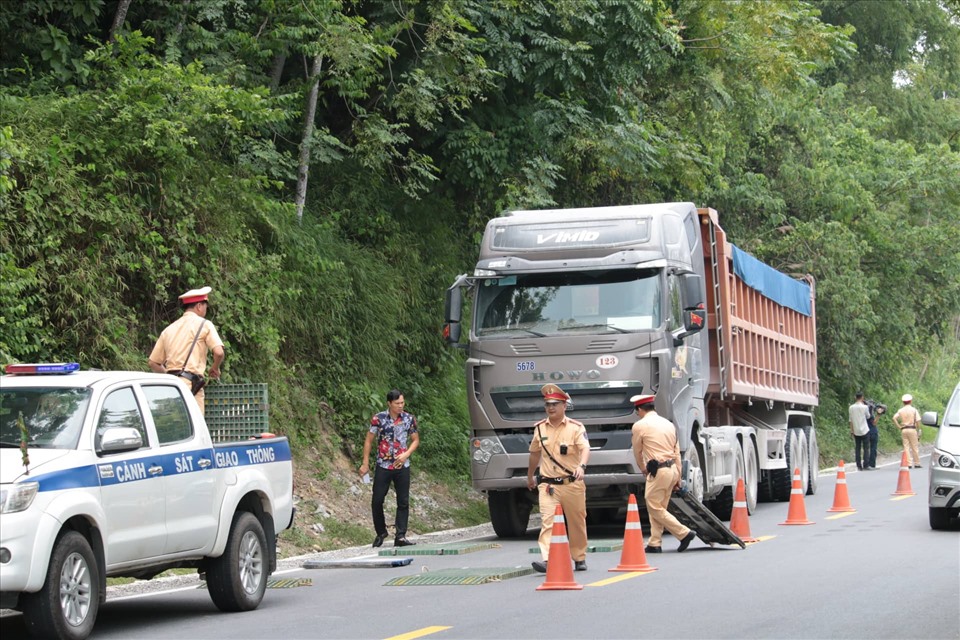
[921,411,940,428]
[98,427,143,454]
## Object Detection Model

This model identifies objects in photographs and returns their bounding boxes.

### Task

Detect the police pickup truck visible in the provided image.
[0,364,295,640]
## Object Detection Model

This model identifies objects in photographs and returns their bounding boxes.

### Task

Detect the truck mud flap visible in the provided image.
[667,492,745,548]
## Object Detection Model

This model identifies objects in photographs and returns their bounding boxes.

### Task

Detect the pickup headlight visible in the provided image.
[0,482,39,513]
[933,449,958,469]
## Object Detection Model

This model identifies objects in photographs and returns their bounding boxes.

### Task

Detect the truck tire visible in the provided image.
[21,530,100,640]
[770,428,805,502]
[488,490,532,538]
[683,442,706,504]
[743,437,759,514]
[207,512,268,612]
[707,444,744,521]
[804,426,819,495]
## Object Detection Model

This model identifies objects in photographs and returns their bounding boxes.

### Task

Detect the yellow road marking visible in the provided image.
[890,494,915,501]
[826,511,857,520]
[744,535,777,545]
[587,570,656,587]
[385,626,452,640]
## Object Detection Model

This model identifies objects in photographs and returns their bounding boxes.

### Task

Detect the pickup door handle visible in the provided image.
[198,458,212,469]
[148,465,164,476]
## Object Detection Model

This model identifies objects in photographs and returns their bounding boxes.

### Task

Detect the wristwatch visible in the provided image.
[579,463,587,469]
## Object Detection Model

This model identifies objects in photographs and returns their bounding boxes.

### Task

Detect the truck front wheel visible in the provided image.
[488,490,532,538]
[207,512,268,612]
[21,530,100,640]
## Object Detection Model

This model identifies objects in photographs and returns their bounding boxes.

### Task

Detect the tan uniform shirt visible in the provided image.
[631,410,682,469]
[529,416,588,478]
[149,311,224,377]
[893,405,921,428]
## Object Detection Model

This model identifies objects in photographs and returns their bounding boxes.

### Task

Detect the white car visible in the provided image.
[921,381,960,530]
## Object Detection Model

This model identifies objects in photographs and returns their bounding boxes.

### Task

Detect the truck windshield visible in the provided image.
[0,387,92,449]
[476,269,660,336]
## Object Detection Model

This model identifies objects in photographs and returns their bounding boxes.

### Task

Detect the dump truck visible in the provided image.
[443,203,819,537]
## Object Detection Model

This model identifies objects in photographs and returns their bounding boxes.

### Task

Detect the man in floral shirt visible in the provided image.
[359,389,420,547]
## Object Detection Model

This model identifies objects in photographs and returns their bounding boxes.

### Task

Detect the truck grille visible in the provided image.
[510,343,541,355]
[491,386,642,422]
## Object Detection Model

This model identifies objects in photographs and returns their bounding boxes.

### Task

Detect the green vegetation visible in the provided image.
[2,1,959,492]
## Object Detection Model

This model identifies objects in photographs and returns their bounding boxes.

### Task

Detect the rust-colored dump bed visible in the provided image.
[698,208,819,407]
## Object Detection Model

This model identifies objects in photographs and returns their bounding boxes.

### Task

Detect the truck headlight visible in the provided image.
[472,438,504,464]
[0,482,39,513]
[932,449,958,469]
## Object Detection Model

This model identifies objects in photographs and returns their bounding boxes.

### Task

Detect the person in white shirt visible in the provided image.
[848,392,870,471]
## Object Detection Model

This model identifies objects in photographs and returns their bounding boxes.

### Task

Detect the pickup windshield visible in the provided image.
[476,269,660,337]
[0,387,92,449]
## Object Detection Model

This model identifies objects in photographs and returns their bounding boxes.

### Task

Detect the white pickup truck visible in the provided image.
[0,364,295,640]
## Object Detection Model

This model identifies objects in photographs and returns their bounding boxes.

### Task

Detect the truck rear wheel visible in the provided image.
[207,512,268,612]
[770,428,806,501]
[488,490,532,538]
[707,444,745,521]
[804,426,819,495]
[21,530,100,640]
[743,437,759,514]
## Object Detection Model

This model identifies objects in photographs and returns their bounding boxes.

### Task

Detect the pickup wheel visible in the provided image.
[21,530,100,640]
[207,512,267,612]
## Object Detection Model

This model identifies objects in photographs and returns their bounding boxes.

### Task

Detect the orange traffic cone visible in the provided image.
[827,460,856,512]
[779,468,814,525]
[609,494,658,572]
[728,478,758,543]
[892,451,916,496]
[536,505,583,591]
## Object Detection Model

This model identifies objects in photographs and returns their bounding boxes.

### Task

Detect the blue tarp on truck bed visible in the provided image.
[731,245,812,317]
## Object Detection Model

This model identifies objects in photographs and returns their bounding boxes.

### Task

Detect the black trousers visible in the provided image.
[854,434,869,469]
[372,465,411,537]
[866,427,879,468]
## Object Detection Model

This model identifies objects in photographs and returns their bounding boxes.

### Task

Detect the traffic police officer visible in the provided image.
[148,286,225,414]
[527,383,590,572]
[630,393,697,553]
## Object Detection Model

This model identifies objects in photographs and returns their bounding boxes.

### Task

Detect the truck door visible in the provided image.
[140,383,219,554]
[95,385,167,565]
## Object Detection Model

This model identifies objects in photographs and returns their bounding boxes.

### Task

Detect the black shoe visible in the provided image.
[862,466,873,471]
[574,560,587,572]
[394,536,416,547]
[532,560,547,573]
[644,545,662,554]
[372,532,387,548]
[677,530,697,553]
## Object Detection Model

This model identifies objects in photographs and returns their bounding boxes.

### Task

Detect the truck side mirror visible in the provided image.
[443,282,463,345]
[673,307,706,347]
[681,273,704,309]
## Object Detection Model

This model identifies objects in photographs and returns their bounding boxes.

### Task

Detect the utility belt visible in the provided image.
[167,370,206,395]
[645,458,675,478]
[539,475,576,485]
[901,426,916,430]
